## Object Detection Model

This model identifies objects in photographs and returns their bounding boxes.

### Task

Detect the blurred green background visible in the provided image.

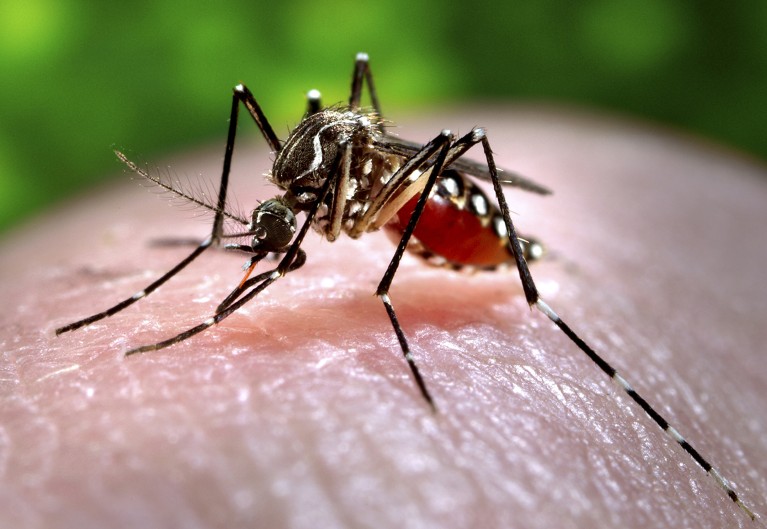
[2,0,765,234]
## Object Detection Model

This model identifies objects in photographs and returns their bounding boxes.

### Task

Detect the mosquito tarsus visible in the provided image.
[55,52,755,520]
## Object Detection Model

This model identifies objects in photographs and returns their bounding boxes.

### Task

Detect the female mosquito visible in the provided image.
[56,53,754,519]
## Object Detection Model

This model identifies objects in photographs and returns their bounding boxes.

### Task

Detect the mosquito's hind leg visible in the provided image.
[476,131,755,520]
[372,130,454,409]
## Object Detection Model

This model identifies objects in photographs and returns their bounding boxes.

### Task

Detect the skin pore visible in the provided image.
[2,107,765,528]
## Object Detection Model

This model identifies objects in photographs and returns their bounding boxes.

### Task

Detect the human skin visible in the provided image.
[1,107,765,529]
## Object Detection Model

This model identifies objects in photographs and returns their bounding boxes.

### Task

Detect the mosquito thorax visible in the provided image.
[248,198,297,251]
[270,108,379,196]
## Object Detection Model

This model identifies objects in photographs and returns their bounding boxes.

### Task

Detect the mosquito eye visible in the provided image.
[251,199,297,250]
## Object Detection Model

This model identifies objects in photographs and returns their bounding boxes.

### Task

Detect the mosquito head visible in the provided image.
[248,198,297,251]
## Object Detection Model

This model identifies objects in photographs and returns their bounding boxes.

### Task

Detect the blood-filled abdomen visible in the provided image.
[384,170,515,269]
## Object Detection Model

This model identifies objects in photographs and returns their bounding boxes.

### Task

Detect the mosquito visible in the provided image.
[56,53,754,519]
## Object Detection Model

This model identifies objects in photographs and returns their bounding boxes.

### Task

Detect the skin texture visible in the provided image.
[1,107,766,529]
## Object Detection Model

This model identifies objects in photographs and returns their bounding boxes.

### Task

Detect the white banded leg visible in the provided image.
[477,132,755,520]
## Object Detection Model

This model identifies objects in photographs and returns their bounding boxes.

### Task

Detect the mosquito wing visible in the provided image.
[374,136,552,196]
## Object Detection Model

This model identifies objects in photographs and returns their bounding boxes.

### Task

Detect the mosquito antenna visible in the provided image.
[115,150,249,225]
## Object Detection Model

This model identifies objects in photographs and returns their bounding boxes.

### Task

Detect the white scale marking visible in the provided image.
[470,193,488,216]
[613,372,634,392]
[666,425,685,444]
[535,299,559,322]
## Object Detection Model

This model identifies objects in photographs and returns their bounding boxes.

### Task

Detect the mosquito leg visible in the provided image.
[57,84,282,336]
[55,238,214,335]
[478,134,755,519]
[124,142,346,356]
[306,89,322,115]
[215,249,306,315]
[149,237,207,248]
[215,249,303,314]
[349,52,384,132]
[352,131,468,237]
[122,267,277,357]
[232,84,282,153]
[374,130,453,410]
[150,235,255,250]
[223,244,261,254]
[212,84,281,237]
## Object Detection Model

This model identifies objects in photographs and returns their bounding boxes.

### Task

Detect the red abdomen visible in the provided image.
[384,170,514,269]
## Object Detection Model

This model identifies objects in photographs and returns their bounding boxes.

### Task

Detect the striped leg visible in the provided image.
[374,130,454,410]
[480,136,755,520]
[535,299,754,519]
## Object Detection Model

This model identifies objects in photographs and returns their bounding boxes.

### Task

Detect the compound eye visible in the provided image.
[251,199,297,250]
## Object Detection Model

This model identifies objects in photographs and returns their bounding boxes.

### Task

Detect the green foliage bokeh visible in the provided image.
[1,0,765,233]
